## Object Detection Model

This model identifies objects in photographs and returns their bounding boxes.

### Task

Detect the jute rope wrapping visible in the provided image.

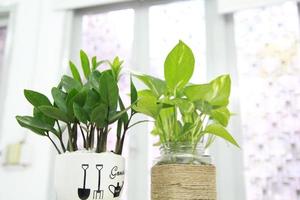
[151,164,216,200]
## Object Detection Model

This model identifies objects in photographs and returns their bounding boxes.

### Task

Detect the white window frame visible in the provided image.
[0,5,17,143]
[57,0,247,199]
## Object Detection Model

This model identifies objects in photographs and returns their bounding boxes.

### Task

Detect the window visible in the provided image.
[72,1,206,199]
[234,2,300,199]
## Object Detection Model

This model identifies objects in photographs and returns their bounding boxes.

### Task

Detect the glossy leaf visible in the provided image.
[39,105,70,122]
[134,74,166,97]
[80,50,91,79]
[33,107,55,127]
[60,75,82,93]
[73,103,89,124]
[99,71,119,111]
[204,124,240,148]
[91,104,108,128]
[24,90,52,107]
[69,61,82,84]
[164,40,195,93]
[51,87,67,113]
[130,77,138,105]
[16,116,57,134]
[211,107,230,127]
[133,90,159,118]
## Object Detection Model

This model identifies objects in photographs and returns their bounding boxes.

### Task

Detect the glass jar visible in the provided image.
[155,142,212,165]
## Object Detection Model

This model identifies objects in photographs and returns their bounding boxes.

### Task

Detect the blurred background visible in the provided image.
[0,0,299,199]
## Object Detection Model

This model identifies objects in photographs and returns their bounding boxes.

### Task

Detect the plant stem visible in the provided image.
[46,132,61,154]
[56,120,66,153]
[73,123,78,151]
[79,125,87,149]
[67,124,74,152]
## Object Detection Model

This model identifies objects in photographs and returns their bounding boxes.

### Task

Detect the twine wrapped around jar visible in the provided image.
[151,164,217,200]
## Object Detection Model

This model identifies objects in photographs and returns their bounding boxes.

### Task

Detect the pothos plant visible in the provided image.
[134,41,240,150]
[16,50,140,155]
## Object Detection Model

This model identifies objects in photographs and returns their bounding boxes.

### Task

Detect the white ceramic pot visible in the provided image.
[54,152,125,200]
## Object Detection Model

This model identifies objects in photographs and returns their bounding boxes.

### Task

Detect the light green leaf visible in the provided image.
[134,74,166,97]
[69,61,82,84]
[211,107,230,127]
[60,75,82,93]
[91,104,108,128]
[204,123,240,148]
[184,75,231,106]
[39,106,70,122]
[164,40,195,93]
[24,90,52,107]
[99,71,119,111]
[80,50,91,79]
[133,90,159,118]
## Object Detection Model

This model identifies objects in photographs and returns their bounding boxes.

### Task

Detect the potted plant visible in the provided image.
[16,50,141,200]
[134,41,240,200]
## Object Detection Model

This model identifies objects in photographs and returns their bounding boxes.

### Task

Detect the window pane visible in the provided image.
[234,2,300,199]
[81,9,134,200]
[149,0,206,164]
[149,0,206,82]
[0,26,7,66]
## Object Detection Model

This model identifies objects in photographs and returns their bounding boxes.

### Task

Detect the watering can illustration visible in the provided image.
[108,182,124,198]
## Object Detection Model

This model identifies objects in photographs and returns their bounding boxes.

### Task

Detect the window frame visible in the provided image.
[61,0,246,199]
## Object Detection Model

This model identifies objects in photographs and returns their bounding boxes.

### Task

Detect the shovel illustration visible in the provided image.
[93,164,104,199]
[78,164,91,200]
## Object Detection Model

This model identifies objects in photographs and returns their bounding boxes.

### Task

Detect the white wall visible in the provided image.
[0,0,67,199]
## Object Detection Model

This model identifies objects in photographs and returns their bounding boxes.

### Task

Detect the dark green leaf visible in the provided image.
[80,50,91,79]
[24,90,51,107]
[60,75,82,93]
[16,116,46,136]
[73,103,89,124]
[39,106,70,122]
[99,71,119,111]
[130,76,138,105]
[91,104,108,128]
[164,40,195,93]
[51,87,67,113]
[33,107,55,127]
[84,89,101,114]
[16,116,57,134]
[69,61,82,84]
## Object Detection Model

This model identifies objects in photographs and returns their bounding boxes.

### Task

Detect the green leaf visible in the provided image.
[33,107,55,127]
[133,90,159,118]
[51,87,67,113]
[39,106,70,122]
[84,89,101,114]
[69,61,82,84]
[89,70,102,91]
[118,97,128,124]
[80,50,91,79]
[60,75,82,93]
[109,103,134,124]
[130,77,138,105]
[16,116,57,135]
[72,88,87,106]
[211,107,230,127]
[91,56,106,71]
[73,103,89,124]
[16,116,46,136]
[184,75,231,106]
[99,71,119,111]
[91,104,108,128]
[164,40,195,93]
[24,90,52,107]
[134,74,166,97]
[110,57,123,80]
[204,124,240,148]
